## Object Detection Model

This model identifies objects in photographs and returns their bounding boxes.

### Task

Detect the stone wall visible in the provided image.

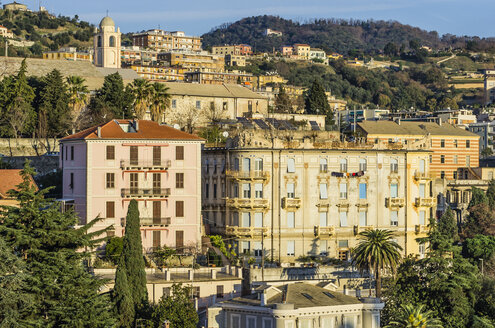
[0,138,59,156]
[3,156,60,176]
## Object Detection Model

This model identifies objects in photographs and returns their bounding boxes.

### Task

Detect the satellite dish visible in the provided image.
[222,131,229,138]
[173,124,180,130]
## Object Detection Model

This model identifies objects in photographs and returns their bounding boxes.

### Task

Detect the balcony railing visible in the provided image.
[415,197,437,207]
[415,224,429,234]
[120,159,171,170]
[225,198,269,209]
[140,217,171,226]
[225,226,268,237]
[314,225,335,237]
[385,197,405,208]
[121,188,171,198]
[281,197,302,209]
[414,171,434,180]
[353,225,374,235]
[225,170,270,180]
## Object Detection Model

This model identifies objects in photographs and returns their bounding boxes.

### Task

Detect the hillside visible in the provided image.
[202,15,495,54]
[0,9,93,57]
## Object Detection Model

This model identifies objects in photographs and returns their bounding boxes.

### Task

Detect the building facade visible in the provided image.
[184,71,255,87]
[93,16,121,68]
[212,45,252,56]
[158,51,225,72]
[43,47,93,62]
[133,29,202,52]
[484,69,495,104]
[293,44,311,59]
[131,65,184,81]
[358,121,480,180]
[203,128,433,263]
[59,120,204,251]
[225,54,246,67]
[0,25,14,38]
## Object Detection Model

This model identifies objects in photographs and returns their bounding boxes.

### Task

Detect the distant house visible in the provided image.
[280,45,293,56]
[293,44,310,59]
[0,169,37,207]
[264,28,283,37]
[3,1,28,11]
[0,25,14,39]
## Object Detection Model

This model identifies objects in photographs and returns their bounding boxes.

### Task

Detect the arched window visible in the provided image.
[109,36,115,47]
[390,158,398,173]
[97,36,102,47]
[319,158,328,173]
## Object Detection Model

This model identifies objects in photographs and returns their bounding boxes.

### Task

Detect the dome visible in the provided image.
[99,16,115,28]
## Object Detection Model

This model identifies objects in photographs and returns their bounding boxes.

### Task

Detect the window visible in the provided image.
[390,183,398,198]
[106,201,115,218]
[65,146,68,160]
[153,231,161,249]
[153,173,161,191]
[429,155,432,164]
[466,140,471,148]
[243,158,251,172]
[162,287,171,298]
[255,183,263,198]
[130,173,138,192]
[233,158,240,170]
[205,183,209,199]
[320,158,328,173]
[213,184,217,198]
[242,183,251,198]
[153,146,161,165]
[262,318,273,328]
[287,241,295,256]
[71,146,74,160]
[241,241,250,254]
[419,159,425,173]
[453,155,458,164]
[223,102,228,110]
[339,183,347,199]
[320,240,328,256]
[419,244,426,257]
[97,35,102,47]
[106,173,115,189]
[340,158,348,173]
[216,285,224,298]
[287,212,295,228]
[171,99,177,108]
[195,100,201,109]
[176,173,184,189]
[246,317,256,328]
[109,36,115,47]
[253,241,262,257]
[242,212,251,227]
[454,139,458,148]
[106,145,115,160]
[359,211,367,226]
[340,211,348,227]
[175,201,184,217]
[441,171,445,179]
[231,315,241,328]
[419,183,425,198]
[287,158,295,173]
[466,155,471,167]
[287,183,295,198]
[390,211,398,226]
[440,155,445,164]
[192,286,200,299]
[453,171,457,179]
[419,210,426,225]
[233,183,239,198]
[319,212,327,227]
[254,158,263,171]
[319,183,328,199]
[359,183,367,199]
[176,146,184,160]
[390,158,398,173]
[254,212,263,227]
[359,158,367,171]
[440,139,445,148]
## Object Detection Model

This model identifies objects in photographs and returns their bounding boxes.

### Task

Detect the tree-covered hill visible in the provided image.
[0,9,94,57]
[201,15,495,54]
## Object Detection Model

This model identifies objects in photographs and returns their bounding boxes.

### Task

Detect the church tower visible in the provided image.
[93,16,121,68]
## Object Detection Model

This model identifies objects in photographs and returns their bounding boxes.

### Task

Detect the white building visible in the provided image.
[93,16,121,68]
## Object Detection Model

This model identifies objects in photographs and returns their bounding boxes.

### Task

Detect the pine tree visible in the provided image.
[275,85,293,113]
[0,162,115,327]
[304,80,334,128]
[113,256,135,328]
[121,199,148,309]
[99,73,134,119]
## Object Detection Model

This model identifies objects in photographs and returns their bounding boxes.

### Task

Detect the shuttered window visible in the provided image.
[175,201,184,217]
[106,173,115,189]
[153,146,161,165]
[106,201,115,218]
[176,173,184,188]
[130,146,138,165]
[106,145,115,160]
[176,146,184,160]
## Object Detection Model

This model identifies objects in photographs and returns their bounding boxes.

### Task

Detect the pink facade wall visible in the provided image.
[60,139,202,251]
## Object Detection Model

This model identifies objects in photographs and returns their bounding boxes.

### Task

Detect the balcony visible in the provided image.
[385,197,405,208]
[415,197,437,207]
[353,225,374,235]
[140,217,171,226]
[414,171,434,181]
[281,197,302,209]
[121,188,171,198]
[225,226,268,237]
[314,225,335,237]
[120,159,171,170]
[415,224,429,234]
[225,170,270,181]
[225,198,270,209]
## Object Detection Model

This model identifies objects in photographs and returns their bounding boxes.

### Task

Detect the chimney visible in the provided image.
[135,120,139,131]
[97,126,101,138]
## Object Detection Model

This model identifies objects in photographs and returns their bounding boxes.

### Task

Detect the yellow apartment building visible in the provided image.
[158,51,225,72]
[133,29,201,51]
[293,44,311,59]
[130,65,184,81]
[43,48,93,62]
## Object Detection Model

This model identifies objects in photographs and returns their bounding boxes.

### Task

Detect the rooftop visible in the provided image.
[0,169,37,199]
[358,120,479,138]
[61,120,205,141]
[161,82,266,99]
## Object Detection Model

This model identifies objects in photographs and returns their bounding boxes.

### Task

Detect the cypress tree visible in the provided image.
[121,199,148,308]
[113,256,135,328]
[304,80,334,128]
[486,180,495,210]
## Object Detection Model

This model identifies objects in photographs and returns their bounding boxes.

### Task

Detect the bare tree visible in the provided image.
[172,105,200,134]
[202,102,227,124]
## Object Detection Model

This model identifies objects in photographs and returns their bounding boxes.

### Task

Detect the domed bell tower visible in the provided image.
[93,16,121,68]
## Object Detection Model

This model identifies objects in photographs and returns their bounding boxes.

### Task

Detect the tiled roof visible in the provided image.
[358,120,479,138]
[61,120,204,141]
[0,169,37,199]
[162,82,266,100]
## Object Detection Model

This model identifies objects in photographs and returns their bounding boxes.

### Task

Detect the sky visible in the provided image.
[28,0,495,37]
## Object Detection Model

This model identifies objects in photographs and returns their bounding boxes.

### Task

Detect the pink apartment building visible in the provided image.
[60,119,204,251]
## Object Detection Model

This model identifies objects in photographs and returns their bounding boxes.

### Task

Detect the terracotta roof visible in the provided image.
[0,169,37,199]
[61,120,205,141]
[358,121,479,138]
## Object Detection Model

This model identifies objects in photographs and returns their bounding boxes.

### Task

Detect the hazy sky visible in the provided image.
[29,0,494,37]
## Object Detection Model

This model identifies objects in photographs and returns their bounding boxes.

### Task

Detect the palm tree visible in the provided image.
[385,304,443,328]
[149,82,171,123]
[351,229,402,298]
[131,79,153,119]
[66,76,89,131]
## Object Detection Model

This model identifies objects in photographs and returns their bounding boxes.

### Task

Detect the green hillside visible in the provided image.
[0,9,94,57]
